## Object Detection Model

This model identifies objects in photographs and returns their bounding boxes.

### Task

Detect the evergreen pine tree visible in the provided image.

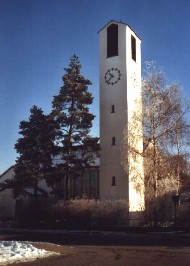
[14,105,54,200]
[51,55,99,200]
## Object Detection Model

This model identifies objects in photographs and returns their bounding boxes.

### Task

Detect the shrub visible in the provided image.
[177,203,190,227]
[50,199,129,229]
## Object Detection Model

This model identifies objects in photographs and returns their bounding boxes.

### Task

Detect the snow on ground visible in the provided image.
[0,241,59,265]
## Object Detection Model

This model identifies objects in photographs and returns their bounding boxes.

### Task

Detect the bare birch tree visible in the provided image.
[122,62,190,225]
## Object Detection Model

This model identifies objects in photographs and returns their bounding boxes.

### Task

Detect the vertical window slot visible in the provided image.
[111,105,115,113]
[111,176,116,186]
[131,35,136,62]
[107,24,118,58]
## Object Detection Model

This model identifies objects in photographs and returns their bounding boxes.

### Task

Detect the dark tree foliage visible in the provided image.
[51,55,100,200]
[14,105,55,199]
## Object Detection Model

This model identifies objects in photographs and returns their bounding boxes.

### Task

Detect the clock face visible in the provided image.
[105,68,121,85]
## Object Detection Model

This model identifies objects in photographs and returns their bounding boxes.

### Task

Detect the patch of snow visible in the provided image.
[0,241,59,265]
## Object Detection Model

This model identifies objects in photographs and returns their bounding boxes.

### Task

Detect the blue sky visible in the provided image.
[1,0,190,173]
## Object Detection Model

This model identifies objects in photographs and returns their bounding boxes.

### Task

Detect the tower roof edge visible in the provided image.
[98,20,141,40]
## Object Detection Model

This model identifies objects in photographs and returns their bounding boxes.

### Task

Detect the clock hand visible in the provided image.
[108,74,114,82]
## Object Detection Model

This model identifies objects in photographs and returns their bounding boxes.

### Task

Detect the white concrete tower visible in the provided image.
[99,21,144,220]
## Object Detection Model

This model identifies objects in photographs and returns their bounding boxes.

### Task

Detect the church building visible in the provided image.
[0,21,145,224]
[99,21,144,221]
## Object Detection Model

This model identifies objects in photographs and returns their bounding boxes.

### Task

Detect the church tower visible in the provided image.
[99,21,144,221]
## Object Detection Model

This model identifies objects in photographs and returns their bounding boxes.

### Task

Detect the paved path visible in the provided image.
[7,243,190,266]
[1,231,190,265]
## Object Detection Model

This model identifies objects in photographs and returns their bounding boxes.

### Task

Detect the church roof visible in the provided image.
[98,20,141,40]
[0,165,14,179]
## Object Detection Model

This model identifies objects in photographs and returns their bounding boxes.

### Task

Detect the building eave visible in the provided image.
[98,20,141,40]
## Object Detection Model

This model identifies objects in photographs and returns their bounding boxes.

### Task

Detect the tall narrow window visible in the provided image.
[107,24,118,58]
[112,137,115,145]
[82,169,89,198]
[131,35,136,62]
[111,105,115,113]
[111,176,116,186]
